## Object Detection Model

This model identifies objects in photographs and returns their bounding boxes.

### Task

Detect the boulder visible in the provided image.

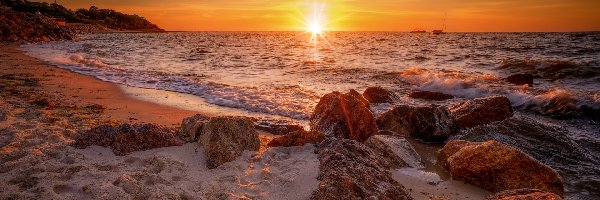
[486,189,563,200]
[73,123,183,156]
[365,135,423,168]
[310,90,378,142]
[178,114,210,142]
[376,105,456,142]
[312,138,412,200]
[199,116,260,169]
[450,96,513,128]
[438,140,564,196]
[459,117,600,197]
[254,119,305,135]
[408,91,454,101]
[267,130,324,147]
[362,87,396,103]
[504,74,533,87]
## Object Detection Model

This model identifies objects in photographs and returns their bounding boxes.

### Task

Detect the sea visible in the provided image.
[22,32,600,198]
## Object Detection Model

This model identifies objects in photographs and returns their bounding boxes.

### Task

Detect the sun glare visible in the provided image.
[309,23,323,34]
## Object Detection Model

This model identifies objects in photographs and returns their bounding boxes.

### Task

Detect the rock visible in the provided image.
[450,96,513,128]
[362,87,396,103]
[486,189,563,200]
[310,90,378,142]
[178,114,210,142]
[73,123,183,156]
[408,91,454,101]
[267,130,324,147]
[254,120,305,135]
[458,117,600,197]
[312,138,412,200]
[504,74,533,87]
[365,135,423,168]
[376,105,456,142]
[438,140,564,196]
[199,116,260,169]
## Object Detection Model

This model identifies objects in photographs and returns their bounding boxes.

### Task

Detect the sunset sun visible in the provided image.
[308,23,323,34]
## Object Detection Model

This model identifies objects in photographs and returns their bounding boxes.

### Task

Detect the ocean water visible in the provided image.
[22,32,600,198]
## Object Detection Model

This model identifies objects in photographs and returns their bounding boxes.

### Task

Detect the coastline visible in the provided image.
[0,44,200,127]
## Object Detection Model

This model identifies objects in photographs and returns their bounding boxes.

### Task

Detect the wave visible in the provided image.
[498,59,600,81]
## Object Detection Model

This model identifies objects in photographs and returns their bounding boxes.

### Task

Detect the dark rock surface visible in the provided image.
[178,114,210,143]
[362,86,397,103]
[310,90,378,142]
[504,73,534,87]
[438,140,564,196]
[73,123,183,156]
[365,135,423,168]
[408,91,454,101]
[254,119,305,135]
[267,130,324,147]
[312,138,412,200]
[377,105,456,142]
[199,116,260,169]
[485,188,563,200]
[450,96,513,128]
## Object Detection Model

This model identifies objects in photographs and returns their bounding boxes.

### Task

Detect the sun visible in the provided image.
[308,22,323,34]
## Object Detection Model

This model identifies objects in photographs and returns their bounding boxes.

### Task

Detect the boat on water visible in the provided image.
[432,29,444,35]
[410,28,427,33]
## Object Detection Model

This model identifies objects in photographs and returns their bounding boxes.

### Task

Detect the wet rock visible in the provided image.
[73,123,183,156]
[254,120,305,135]
[450,96,513,128]
[458,117,600,197]
[310,90,378,142]
[363,86,396,103]
[31,98,59,108]
[377,105,456,142]
[438,140,564,196]
[486,188,563,200]
[504,73,533,87]
[365,135,423,168]
[408,91,454,101]
[312,138,412,200]
[199,116,260,169]
[267,130,324,147]
[178,114,210,142]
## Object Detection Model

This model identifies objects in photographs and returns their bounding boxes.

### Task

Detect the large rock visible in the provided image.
[504,74,533,87]
[310,90,378,142]
[450,96,513,128]
[362,87,396,103]
[267,130,324,147]
[312,138,412,200]
[73,123,183,156]
[365,135,423,168]
[199,116,260,169]
[459,117,600,197]
[178,114,210,142]
[376,105,456,142]
[254,119,305,135]
[408,91,454,101]
[486,189,563,200]
[438,140,564,196]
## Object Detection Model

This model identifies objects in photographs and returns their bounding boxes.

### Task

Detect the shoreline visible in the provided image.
[0,44,200,127]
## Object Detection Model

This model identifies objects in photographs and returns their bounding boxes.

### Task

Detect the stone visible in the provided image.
[438,140,564,196]
[267,130,324,147]
[376,105,456,142]
[408,91,454,101]
[73,123,183,156]
[312,138,412,200]
[178,114,210,142]
[310,90,378,142]
[365,135,423,168]
[486,189,563,200]
[362,87,396,103]
[450,96,513,128]
[254,119,305,135]
[199,116,260,169]
[504,74,533,87]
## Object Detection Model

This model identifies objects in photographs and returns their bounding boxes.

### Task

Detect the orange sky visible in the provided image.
[44,0,600,32]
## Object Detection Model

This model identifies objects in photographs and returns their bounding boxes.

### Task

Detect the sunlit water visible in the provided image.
[22,32,600,198]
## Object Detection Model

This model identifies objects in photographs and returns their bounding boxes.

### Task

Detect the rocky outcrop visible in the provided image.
[73,123,183,156]
[178,114,210,142]
[459,117,600,197]
[486,189,563,200]
[365,135,423,168]
[310,90,378,142]
[0,10,75,42]
[376,105,456,142]
[438,140,564,196]
[408,91,454,101]
[254,119,305,135]
[362,87,396,103]
[312,138,412,200]
[449,96,513,128]
[267,130,324,147]
[504,74,533,87]
[199,116,260,169]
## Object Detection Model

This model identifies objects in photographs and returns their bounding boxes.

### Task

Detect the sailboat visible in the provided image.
[432,15,447,35]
